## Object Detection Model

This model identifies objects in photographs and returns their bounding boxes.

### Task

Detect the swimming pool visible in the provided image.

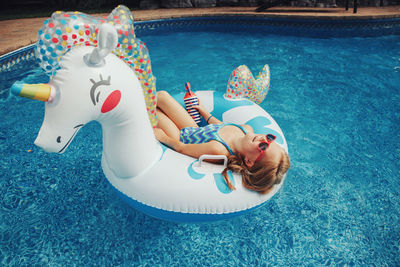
[1,17,399,265]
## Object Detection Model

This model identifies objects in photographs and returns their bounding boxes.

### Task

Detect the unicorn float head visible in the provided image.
[12,15,162,179]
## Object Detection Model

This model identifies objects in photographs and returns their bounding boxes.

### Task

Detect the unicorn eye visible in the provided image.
[96,91,101,103]
[56,136,62,143]
[89,75,111,105]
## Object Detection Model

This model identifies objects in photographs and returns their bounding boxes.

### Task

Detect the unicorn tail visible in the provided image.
[225,64,270,104]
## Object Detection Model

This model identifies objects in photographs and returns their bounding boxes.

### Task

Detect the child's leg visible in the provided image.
[157,90,198,129]
[156,108,181,140]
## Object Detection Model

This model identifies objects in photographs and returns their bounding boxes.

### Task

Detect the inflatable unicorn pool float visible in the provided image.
[12,6,288,222]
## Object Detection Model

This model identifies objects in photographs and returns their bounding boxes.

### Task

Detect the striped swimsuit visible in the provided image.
[179,123,248,155]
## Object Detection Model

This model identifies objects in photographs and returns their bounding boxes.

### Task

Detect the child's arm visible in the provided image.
[192,103,222,125]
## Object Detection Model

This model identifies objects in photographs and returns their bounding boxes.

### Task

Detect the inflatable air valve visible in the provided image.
[184,82,201,124]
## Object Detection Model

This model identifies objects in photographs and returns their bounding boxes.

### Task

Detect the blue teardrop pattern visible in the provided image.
[187,160,206,180]
[187,160,235,194]
[245,116,271,132]
[213,171,235,194]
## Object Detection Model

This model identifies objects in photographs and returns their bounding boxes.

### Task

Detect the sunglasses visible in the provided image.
[255,134,276,162]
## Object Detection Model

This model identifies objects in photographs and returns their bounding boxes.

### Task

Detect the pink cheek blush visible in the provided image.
[101,90,121,113]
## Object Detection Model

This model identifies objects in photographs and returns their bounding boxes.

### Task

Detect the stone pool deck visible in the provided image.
[1,5,399,56]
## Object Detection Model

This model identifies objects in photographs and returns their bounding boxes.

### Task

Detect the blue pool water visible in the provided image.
[1,23,400,265]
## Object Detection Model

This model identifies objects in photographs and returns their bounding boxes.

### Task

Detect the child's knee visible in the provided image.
[157,90,171,106]
[157,90,170,99]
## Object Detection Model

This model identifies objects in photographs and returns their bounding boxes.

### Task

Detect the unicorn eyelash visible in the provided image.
[90,75,111,105]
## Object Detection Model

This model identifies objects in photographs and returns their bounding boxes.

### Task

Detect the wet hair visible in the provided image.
[222,148,290,194]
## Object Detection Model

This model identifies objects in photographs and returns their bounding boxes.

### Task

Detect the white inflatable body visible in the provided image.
[12,24,288,222]
[105,90,288,222]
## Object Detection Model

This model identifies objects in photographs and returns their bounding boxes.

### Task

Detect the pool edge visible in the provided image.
[1,15,400,72]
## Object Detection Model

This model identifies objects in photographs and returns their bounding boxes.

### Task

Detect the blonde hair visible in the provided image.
[222,149,290,194]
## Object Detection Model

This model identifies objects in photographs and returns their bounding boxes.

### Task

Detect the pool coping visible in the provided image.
[132,6,400,21]
[1,6,400,72]
[1,6,400,56]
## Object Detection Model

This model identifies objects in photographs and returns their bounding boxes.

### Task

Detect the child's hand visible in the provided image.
[192,99,206,114]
